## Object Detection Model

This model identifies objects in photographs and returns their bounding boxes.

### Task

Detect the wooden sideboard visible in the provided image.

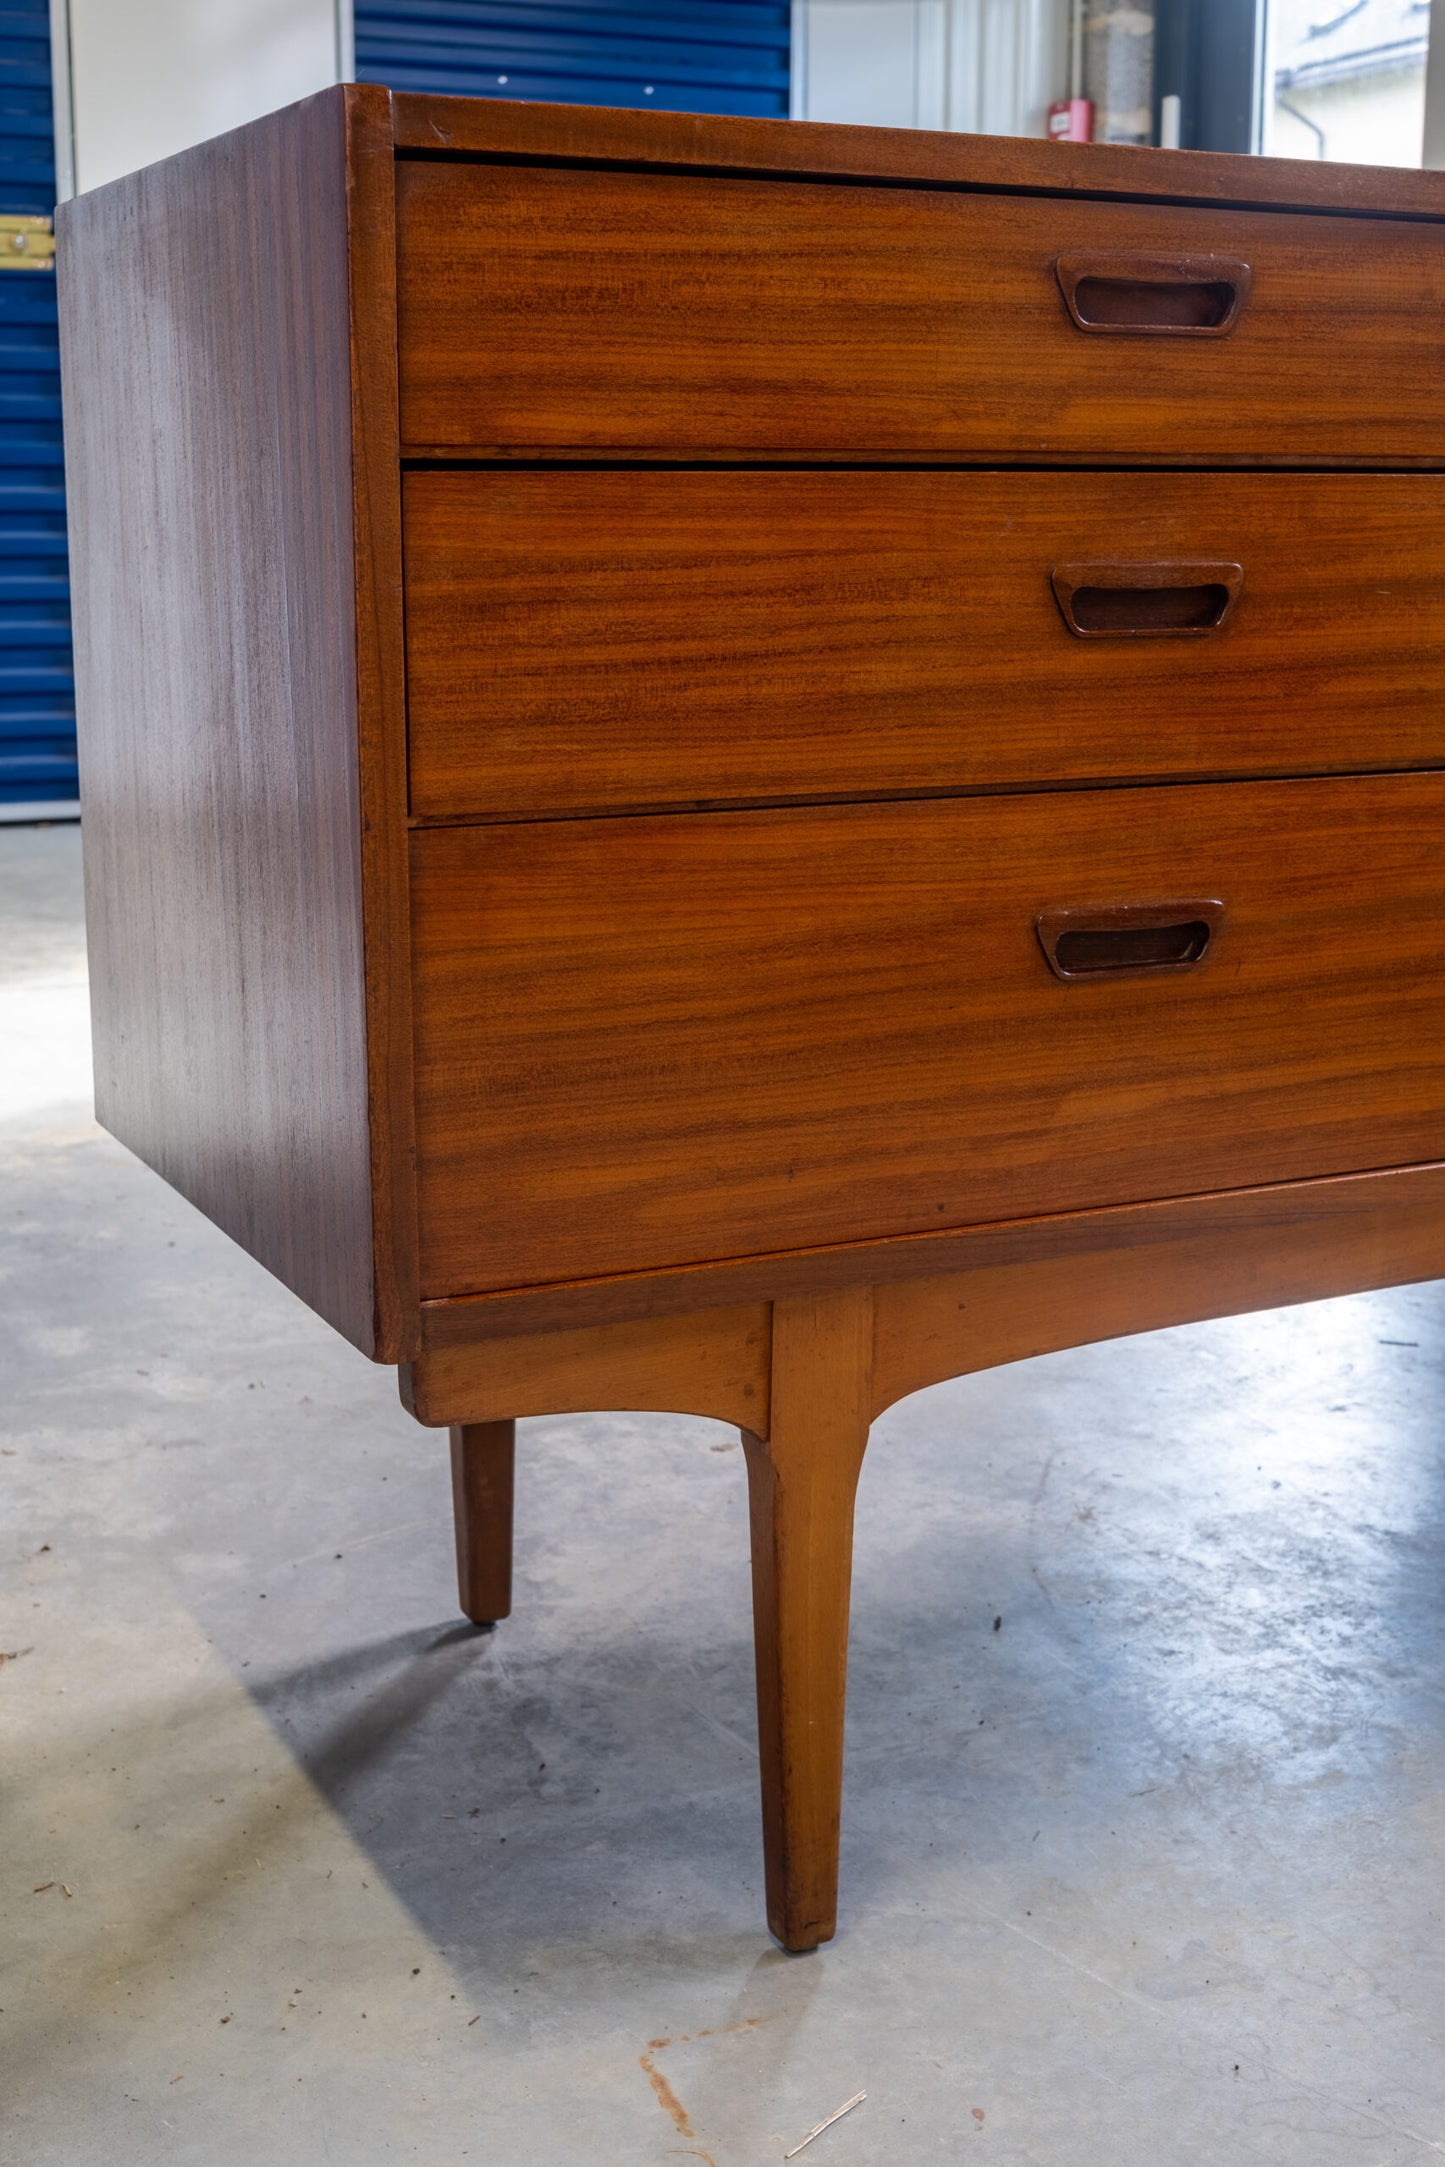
[58,87,1445,1951]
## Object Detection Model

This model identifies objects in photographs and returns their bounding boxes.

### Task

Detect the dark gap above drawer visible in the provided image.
[398,455,1445,472]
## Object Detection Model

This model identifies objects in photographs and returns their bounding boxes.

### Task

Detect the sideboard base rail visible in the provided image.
[400,1161,1445,1950]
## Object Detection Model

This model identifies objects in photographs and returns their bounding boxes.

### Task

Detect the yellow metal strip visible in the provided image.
[0,214,56,271]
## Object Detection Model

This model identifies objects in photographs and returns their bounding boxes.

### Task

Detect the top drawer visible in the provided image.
[396,162,1445,462]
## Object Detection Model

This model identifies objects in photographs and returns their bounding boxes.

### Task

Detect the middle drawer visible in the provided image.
[406,470,1445,819]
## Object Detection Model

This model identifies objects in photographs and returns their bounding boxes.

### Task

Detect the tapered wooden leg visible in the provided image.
[742,1286,874,1951]
[449,1419,515,1625]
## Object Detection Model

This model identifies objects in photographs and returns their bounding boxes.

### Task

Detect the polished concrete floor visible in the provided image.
[3,821,1444,2164]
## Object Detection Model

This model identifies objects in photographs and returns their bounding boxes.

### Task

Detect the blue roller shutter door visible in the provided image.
[354,1,790,117]
[0,0,73,807]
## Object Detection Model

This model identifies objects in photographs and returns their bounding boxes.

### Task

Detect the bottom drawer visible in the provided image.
[411,776,1445,1296]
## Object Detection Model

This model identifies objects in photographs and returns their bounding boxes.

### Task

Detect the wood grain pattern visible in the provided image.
[743,1287,873,1950]
[59,86,412,1357]
[450,1420,515,1625]
[413,1162,1445,1345]
[343,85,421,1359]
[869,1180,1445,1417]
[396,162,1445,460]
[411,776,1445,1296]
[406,1165,1445,1425]
[403,471,1445,819]
[401,1303,771,1429]
[392,92,1445,223]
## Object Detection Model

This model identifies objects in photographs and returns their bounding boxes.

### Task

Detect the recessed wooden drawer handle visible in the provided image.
[1055,251,1252,335]
[1036,900,1226,982]
[1051,560,1243,638]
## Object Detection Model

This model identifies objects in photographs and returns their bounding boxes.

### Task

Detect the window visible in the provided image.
[1266,0,1430,165]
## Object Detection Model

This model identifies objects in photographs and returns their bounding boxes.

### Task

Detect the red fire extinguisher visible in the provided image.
[1048,96,1094,142]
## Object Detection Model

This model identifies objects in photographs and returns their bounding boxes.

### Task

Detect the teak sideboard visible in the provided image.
[59,87,1445,1950]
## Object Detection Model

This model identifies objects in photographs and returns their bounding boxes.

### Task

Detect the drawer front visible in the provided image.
[411,776,1445,1296]
[396,163,1445,459]
[406,471,1445,819]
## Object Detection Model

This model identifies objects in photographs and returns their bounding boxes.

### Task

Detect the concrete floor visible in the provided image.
[3,822,1444,2165]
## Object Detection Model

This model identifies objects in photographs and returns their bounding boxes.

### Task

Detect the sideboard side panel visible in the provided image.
[345,86,420,1363]
[58,88,385,1356]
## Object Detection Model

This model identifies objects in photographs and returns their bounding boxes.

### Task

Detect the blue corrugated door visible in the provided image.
[354,0,790,117]
[0,0,73,808]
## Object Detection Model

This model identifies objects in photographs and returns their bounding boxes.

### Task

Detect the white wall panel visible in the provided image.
[795,0,1070,136]
[62,0,345,195]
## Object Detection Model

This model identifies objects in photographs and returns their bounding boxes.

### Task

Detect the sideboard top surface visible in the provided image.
[389,88,1445,223]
